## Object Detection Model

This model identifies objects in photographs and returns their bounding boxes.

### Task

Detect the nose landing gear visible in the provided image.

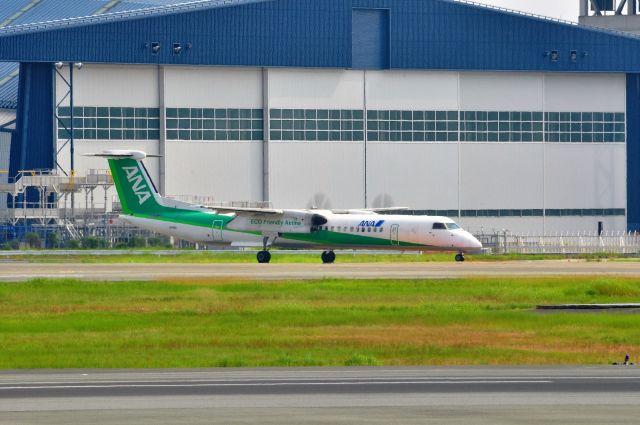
[455,253,465,262]
[321,250,336,264]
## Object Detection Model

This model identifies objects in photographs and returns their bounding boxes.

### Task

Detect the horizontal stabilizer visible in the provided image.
[84,150,161,160]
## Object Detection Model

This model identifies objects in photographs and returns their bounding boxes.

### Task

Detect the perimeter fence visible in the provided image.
[475,231,640,255]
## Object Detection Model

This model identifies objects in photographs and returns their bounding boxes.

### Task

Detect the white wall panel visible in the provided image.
[56,140,160,179]
[543,217,627,233]
[544,144,626,208]
[269,69,364,109]
[544,73,625,112]
[56,65,158,107]
[164,142,263,202]
[460,73,543,110]
[366,143,459,208]
[366,71,459,110]
[165,66,262,108]
[459,217,545,234]
[269,142,364,208]
[460,143,543,209]
[459,216,626,234]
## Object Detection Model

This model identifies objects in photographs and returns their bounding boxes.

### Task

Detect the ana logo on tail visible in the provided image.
[122,166,152,205]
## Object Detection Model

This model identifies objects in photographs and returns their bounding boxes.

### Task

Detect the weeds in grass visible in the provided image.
[0,277,639,368]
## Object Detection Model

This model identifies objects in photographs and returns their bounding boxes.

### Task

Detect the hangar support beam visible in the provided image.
[158,65,166,195]
[262,68,269,204]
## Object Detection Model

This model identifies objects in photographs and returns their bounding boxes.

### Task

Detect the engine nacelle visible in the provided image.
[311,214,328,226]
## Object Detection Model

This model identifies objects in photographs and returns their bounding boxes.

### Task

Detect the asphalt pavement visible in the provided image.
[0,260,639,281]
[1,367,639,424]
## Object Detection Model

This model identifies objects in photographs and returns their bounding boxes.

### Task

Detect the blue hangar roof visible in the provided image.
[0,0,198,109]
[2,0,640,72]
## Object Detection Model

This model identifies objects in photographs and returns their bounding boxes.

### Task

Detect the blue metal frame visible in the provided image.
[9,62,54,178]
[627,74,640,231]
[1,0,640,72]
[2,0,640,228]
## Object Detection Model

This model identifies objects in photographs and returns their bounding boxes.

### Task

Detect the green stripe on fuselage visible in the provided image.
[281,229,424,248]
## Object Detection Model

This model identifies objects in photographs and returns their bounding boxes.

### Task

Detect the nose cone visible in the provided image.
[461,232,483,252]
[470,235,483,250]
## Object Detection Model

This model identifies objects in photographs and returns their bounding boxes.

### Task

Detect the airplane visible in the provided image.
[86,150,483,263]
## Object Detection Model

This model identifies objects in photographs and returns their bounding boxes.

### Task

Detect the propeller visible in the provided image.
[371,193,395,209]
[307,192,332,210]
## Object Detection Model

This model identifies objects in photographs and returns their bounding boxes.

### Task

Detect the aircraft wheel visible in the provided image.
[321,250,336,264]
[257,250,271,264]
[455,253,465,262]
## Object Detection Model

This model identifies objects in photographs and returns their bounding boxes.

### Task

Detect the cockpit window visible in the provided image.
[432,223,447,230]
[446,223,460,230]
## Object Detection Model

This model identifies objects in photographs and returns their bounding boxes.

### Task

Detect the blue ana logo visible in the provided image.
[358,220,385,227]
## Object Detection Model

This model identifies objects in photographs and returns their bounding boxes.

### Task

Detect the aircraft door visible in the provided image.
[390,224,400,246]
[212,220,224,242]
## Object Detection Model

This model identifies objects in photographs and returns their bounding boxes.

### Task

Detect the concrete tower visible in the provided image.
[579,0,640,34]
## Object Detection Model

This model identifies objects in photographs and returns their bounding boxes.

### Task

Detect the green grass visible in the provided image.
[1,276,640,368]
[1,251,455,264]
[2,250,637,263]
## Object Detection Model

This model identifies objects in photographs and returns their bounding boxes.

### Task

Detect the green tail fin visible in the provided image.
[108,158,163,215]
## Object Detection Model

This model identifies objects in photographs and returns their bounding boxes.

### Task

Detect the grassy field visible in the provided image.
[1,276,640,368]
[0,250,634,263]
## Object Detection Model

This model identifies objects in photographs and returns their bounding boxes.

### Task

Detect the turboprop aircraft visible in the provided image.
[87,150,482,263]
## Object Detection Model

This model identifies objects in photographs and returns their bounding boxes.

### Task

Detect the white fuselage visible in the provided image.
[123,211,482,253]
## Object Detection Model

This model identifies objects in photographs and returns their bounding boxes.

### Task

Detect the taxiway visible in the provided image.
[1,367,639,424]
[0,260,639,281]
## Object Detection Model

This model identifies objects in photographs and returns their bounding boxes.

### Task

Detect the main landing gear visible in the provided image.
[257,250,271,264]
[257,236,273,264]
[321,250,336,264]
[455,253,465,262]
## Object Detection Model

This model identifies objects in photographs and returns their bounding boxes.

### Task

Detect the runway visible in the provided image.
[0,260,639,281]
[1,367,639,424]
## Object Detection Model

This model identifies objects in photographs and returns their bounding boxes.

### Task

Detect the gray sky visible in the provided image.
[471,0,579,22]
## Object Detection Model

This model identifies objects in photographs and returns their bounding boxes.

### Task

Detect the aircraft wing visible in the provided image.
[361,207,409,213]
[330,207,409,214]
[204,206,285,215]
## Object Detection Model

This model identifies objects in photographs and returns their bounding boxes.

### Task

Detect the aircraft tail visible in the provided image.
[86,150,163,216]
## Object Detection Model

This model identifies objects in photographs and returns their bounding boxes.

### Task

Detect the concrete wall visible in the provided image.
[165,66,262,108]
[56,64,159,107]
[164,141,263,202]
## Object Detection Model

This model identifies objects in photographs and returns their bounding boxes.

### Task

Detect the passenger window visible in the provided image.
[368,228,372,232]
[432,223,447,230]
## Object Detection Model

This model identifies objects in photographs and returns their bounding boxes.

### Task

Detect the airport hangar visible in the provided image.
[0,0,640,234]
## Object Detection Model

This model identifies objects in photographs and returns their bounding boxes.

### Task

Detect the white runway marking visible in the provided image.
[0,380,552,390]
